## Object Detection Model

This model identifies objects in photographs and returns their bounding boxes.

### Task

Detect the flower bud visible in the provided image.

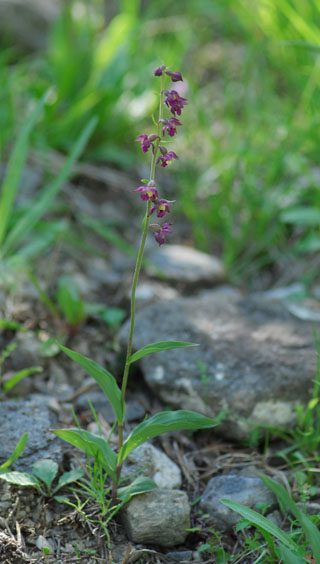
[154,65,166,76]
[165,70,183,82]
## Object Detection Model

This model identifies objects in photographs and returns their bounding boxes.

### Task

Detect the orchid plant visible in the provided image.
[53,66,221,503]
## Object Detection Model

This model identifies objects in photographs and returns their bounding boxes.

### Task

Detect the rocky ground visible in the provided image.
[0,158,320,563]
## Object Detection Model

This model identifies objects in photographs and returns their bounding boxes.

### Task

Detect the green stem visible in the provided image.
[112,76,164,497]
[119,198,151,414]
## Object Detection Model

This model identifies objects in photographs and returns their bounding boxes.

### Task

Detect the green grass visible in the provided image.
[1,0,320,279]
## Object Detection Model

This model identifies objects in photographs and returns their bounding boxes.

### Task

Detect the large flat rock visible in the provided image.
[119,290,317,439]
[146,245,225,289]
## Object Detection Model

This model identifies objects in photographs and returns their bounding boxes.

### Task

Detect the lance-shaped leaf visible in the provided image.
[276,544,306,564]
[221,499,298,551]
[119,410,223,463]
[59,345,123,422]
[117,476,157,502]
[0,433,28,471]
[53,429,117,481]
[129,341,198,364]
[261,474,320,564]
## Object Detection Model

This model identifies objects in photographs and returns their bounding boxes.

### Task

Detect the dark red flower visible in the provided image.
[163,90,187,116]
[152,223,172,245]
[160,118,182,137]
[134,186,159,201]
[149,198,174,218]
[136,134,153,153]
[156,151,179,167]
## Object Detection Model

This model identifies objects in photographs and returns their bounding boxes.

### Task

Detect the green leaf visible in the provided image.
[32,459,58,490]
[0,433,28,470]
[52,428,117,481]
[98,307,126,329]
[0,91,48,246]
[39,338,61,358]
[0,471,39,488]
[220,498,298,551]
[54,469,84,493]
[261,475,320,564]
[129,341,199,364]
[119,410,222,463]
[3,366,42,392]
[117,476,157,502]
[276,544,305,564]
[0,320,23,331]
[57,276,85,325]
[59,345,123,422]
[53,495,70,504]
[280,207,320,226]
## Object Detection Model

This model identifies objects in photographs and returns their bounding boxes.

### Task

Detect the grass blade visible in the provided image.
[129,341,198,364]
[0,91,48,247]
[2,116,97,257]
[220,498,298,551]
[0,433,28,471]
[261,475,320,564]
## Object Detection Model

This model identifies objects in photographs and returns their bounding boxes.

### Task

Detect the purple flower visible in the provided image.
[165,70,183,82]
[161,118,182,137]
[149,199,174,218]
[163,90,187,116]
[136,134,153,153]
[152,223,172,246]
[154,65,166,76]
[156,151,178,167]
[134,185,159,201]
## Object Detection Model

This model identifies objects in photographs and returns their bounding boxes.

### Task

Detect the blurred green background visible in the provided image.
[1,0,320,286]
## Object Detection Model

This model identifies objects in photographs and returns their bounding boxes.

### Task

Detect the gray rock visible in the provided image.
[118,291,317,439]
[0,396,63,471]
[165,550,194,562]
[8,331,41,371]
[0,0,60,51]
[75,391,145,423]
[134,282,179,305]
[296,501,320,515]
[122,442,182,489]
[200,474,276,531]
[266,510,282,527]
[146,245,225,289]
[36,535,55,553]
[121,488,190,546]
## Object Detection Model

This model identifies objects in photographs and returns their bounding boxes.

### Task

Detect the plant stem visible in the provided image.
[112,79,164,498]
